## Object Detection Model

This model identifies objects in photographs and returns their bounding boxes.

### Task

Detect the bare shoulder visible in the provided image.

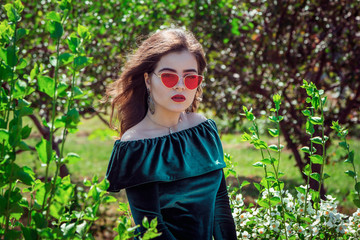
[120,120,149,142]
[120,128,139,142]
[184,112,208,127]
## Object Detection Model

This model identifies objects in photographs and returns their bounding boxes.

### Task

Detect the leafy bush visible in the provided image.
[225,80,359,239]
[0,1,159,239]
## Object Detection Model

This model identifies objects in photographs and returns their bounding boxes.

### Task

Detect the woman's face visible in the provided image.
[145,50,199,115]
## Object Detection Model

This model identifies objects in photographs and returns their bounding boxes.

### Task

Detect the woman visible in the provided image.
[105,28,237,240]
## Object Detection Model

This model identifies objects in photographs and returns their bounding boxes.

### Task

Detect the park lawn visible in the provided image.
[17,115,360,213]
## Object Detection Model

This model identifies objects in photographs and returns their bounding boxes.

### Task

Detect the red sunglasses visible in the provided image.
[153,72,203,90]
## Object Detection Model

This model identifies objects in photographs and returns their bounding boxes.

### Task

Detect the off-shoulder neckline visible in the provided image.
[116,118,213,144]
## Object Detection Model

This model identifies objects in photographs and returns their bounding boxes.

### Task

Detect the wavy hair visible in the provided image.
[105,28,207,136]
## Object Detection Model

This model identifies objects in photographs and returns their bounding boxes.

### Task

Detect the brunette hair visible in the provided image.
[105,28,207,136]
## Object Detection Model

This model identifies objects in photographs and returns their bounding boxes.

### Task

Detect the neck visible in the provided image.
[147,110,182,128]
[146,110,183,134]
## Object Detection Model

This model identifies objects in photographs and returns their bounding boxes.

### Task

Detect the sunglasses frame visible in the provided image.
[152,72,203,90]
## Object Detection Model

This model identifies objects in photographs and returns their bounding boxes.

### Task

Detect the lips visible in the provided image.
[171,94,186,102]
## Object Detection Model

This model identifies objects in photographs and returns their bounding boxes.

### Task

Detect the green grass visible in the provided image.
[16,115,360,213]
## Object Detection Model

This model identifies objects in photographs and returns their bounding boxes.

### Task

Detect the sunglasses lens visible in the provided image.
[161,73,178,88]
[185,75,202,90]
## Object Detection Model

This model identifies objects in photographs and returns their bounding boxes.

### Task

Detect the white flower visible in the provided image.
[325,220,334,228]
[311,226,319,235]
[242,230,250,239]
[297,192,306,203]
[325,195,337,202]
[298,226,305,234]
[258,228,265,235]
[269,221,280,232]
[336,223,346,234]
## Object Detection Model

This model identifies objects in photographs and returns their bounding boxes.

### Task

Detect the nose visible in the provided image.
[174,76,186,90]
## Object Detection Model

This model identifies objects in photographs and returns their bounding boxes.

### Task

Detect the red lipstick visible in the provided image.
[171,94,186,102]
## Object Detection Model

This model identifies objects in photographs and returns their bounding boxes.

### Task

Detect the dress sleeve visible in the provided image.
[213,170,237,240]
[125,183,177,240]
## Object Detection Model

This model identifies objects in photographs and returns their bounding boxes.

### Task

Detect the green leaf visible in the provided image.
[46,21,63,39]
[1,46,18,67]
[74,56,92,71]
[310,155,323,164]
[102,195,117,204]
[16,58,27,70]
[266,176,276,182]
[300,146,310,154]
[230,18,241,36]
[273,94,281,111]
[321,96,327,105]
[67,36,81,53]
[353,199,360,208]
[77,24,91,40]
[240,180,250,189]
[303,163,311,177]
[38,76,55,98]
[268,128,279,137]
[312,96,320,110]
[73,86,84,99]
[355,182,360,193]
[0,129,9,143]
[339,141,348,150]
[66,108,80,127]
[253,182,261,192]
[261,158,272,165]
[310,173,321,182]
[253,140,267,149]
[269,144,279,152]
[345,170,356,178]
[311,190,320,203]
[309,117,323,125]
[302,109,311,117]
[253,162,264,168]
[63,153,80,164]
[285,212,296,221]
[21,226,38,240]
[14,166,35,186]
[306,120,314,135]
[46,11,61,22]
[322,173,330,180]
[15,28,28,42]
[310,136,323,145]
[18,106,33,117]
[257,199,270,208]
[295,186,306,195]
[59,0,72,11]
[345,150,354,164]
[241,132,251,141]
[57,82,69,96]
[35,137,52,164]
[4,3,21,22]
[92,175,99,184]
[142,216,149,229]
[270,196,281,205]
[50,53,74,67]
[14,0,24,13]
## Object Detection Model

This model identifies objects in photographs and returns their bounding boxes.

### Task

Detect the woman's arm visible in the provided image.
[126,182,177,240]
[213,170,237,240]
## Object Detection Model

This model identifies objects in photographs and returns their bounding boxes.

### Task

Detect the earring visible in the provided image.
[147,88,155,114]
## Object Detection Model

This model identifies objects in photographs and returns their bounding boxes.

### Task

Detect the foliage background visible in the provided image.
[1,0,360,238]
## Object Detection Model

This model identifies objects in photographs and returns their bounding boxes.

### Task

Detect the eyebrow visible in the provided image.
[158,67,198,73]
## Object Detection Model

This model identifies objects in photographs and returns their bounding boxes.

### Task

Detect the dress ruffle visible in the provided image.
[105,119,226,191]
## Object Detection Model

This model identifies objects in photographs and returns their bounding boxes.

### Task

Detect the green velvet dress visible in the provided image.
[106,119,237,240]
